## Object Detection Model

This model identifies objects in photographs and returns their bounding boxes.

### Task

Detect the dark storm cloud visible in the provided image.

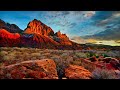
[82,11,120,40]
[91,11,120,27]
[83,23,120,40]
[91,11,113,26]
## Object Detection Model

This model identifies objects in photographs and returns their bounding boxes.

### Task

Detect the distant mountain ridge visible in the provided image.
[0,19,23,33]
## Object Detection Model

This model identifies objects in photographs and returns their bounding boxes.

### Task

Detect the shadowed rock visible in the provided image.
[0,19,22,33]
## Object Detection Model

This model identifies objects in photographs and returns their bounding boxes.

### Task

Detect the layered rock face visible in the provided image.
[0,59,58,79]
[24,19,54,36]
[0,19,22,33]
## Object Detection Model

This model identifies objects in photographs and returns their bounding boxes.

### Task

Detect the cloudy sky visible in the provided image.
[0,11,120,46]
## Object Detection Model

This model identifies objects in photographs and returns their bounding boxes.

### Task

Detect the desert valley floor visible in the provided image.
[0,47,120,79]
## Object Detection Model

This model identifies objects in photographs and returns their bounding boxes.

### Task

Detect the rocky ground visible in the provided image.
[0,47,120,79]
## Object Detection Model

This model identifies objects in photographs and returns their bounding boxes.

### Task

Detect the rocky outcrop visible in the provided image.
[84,56,120,70]
[0,29,21,47]
[21,33,59,48]
[65,65,92,79]
[107,58,120,70]
[0,19,22,33]
[0,59,58,79]
[24,19,72,46]
[24,19,54,36]
[54,31,72,45]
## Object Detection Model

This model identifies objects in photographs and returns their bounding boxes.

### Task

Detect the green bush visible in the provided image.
[101,53,110,58]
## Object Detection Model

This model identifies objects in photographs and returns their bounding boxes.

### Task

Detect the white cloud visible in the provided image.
[84,11,96,18]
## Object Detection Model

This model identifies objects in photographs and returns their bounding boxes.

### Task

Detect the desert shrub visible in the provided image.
[2,55,13,61]
[3,47,12,51]
[0,51,7,62]
[0,63,4,67]
[75,52,87,58]
[61,52,70,57]
[117,72,120,79]
[86,52,95,58]
[30,57,37,60]
[31,53,40,57]
[106,51,120,58]
[101,53,110,58]
[50,55,61,61]
[92,68,118,79]
[54,58,70,79]
[0,51,8,55]
[17,47,28,52]
[80,61,96,72]
[50,50,64,56]
[0,52,16,63]
[70,60,82,66]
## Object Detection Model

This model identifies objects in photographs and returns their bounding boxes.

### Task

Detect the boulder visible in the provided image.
[65,65,92,79]
[0,59,58,79]
[109,58,120,70]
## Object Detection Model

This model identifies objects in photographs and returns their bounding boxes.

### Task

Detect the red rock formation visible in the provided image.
[23,19,73,47]
[21,33,59,48]
[65,65,92,79]
[54,31,72,45]
[24,19,54,36]
[0,29,21,47]
[0,19,81,49]
[55,31,69,40]
[0,29,20,39]
[84,57,120,70]
[33,34,59,45]
[0,59,58,79]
